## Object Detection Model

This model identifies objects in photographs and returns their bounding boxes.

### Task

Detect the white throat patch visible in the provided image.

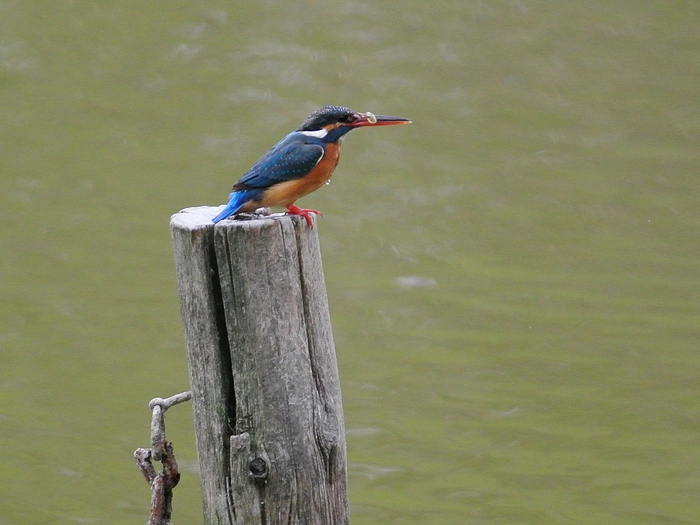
[300,129,329,139]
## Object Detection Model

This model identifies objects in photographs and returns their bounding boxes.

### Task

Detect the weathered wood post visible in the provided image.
[170,206,349,525]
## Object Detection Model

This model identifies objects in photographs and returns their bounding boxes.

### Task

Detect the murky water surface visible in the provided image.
[1,2,698,523]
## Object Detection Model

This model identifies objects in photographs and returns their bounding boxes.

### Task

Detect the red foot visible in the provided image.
[286,204,322,228]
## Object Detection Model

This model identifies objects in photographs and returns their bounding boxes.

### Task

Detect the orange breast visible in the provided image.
[259,142,341,208]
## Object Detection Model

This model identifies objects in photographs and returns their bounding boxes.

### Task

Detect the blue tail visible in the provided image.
[212,190,256,224]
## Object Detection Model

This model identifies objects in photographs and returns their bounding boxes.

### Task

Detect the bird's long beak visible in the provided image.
[352,111,412,127]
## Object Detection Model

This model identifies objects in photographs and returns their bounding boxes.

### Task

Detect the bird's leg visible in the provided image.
[286,204,322,228]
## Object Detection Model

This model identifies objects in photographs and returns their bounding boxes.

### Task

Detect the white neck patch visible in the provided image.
[300,129,328,139]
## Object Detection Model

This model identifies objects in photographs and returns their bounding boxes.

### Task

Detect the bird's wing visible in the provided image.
[233,134,325,190]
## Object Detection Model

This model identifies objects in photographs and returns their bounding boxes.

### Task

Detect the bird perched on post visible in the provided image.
[212,105,411,227]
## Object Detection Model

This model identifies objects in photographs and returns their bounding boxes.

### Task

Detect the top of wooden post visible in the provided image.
[170,205,314,231]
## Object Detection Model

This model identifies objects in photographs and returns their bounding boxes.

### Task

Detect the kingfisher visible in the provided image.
[212,105,411,227]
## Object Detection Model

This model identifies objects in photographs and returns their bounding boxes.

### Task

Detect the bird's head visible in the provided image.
[297,105,411,141]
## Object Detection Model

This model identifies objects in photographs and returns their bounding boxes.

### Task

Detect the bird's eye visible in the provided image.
[337,114,356,124]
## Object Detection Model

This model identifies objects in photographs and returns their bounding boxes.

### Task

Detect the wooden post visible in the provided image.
[170,206,349,525]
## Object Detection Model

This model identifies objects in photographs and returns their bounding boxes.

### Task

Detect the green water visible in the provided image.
[1,2,699,523]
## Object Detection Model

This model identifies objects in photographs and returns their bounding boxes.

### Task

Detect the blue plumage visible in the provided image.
[211,132,325,223]
[211,189,261,224]
[233,133,325,191]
